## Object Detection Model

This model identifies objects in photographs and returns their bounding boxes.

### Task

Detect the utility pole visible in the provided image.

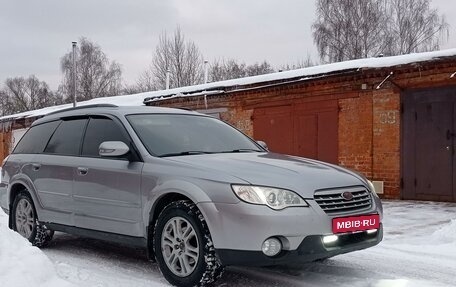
[165,70,170,90]
[72,41,77,107]
[204,60,209,84]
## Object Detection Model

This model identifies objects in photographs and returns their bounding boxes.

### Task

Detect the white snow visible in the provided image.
[0,209,72,287]
[1,200,454,287]
[143,48,456,103]
[1,48,456,122]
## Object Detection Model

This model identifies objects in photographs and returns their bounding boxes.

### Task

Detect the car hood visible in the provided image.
[169,152,367,198]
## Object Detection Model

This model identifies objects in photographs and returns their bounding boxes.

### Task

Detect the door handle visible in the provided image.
[77,167,89,176]
[32,163,41,171]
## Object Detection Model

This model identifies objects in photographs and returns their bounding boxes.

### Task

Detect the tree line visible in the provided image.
[0,0,449,116]
[313,0,448,62]
[0,33,285,116]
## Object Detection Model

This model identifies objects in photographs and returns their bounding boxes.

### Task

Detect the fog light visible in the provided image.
[367,229,377,234]
[323,235,338,244]
[262,237,282,257]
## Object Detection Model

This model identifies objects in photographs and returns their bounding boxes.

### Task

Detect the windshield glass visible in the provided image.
[127,114,263,157]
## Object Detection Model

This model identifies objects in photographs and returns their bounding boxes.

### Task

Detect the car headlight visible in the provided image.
[231,185,308,210]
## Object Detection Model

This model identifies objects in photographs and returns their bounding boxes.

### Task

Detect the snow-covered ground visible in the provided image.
[0,207,72,287]
[1,200,456,287]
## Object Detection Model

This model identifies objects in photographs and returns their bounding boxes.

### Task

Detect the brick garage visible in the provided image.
[0,118,32,162]
[145,55,456,201]
[1,51,456,202]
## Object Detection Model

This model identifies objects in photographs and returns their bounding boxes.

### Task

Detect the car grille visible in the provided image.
[314,187,372,214]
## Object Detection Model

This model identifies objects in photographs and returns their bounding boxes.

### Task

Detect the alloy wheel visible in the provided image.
[161,216,200,277]
[15,198,35,239]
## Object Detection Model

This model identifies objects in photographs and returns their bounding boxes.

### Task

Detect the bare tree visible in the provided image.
[279,55,317,71]
[209,59,275,82]
[312,0,449,63]
[0,89,11,116]
[59,37,122,102]
[386,0,449,55]
[0,75,62,115]
[313,0,389,62]
[136,69,157,92]
[209,59,247,82]
[245,61,275,77]
[140,27,204,90]
[137,28,277,89]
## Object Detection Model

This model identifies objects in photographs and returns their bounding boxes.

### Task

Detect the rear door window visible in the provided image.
[81,117,130,157]
[13,121,60,154]
[44,119,87,156]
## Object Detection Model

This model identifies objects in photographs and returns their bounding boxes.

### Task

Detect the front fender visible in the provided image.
[142,179,213,226]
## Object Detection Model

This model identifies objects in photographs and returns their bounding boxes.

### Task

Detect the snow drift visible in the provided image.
[432,219,456,244]
[0,210,71,287]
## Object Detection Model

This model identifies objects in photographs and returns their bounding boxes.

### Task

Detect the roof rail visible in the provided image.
[46,104,118,116]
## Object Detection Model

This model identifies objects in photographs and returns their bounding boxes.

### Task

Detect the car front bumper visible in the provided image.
[198,195,383,266]
[216,224,383,266]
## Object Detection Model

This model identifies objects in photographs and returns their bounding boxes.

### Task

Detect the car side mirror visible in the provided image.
[256,140,269,151]
[99,141,130,157]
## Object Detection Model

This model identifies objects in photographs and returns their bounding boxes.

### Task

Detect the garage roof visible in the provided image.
[1,48,456,122]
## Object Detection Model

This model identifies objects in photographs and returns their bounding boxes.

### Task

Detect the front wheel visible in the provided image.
[154,200,224,286]
[11,191,53,247]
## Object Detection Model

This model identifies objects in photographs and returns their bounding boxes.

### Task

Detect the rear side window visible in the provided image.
[13,121,60,154]
[44,119,87,156]
[82,118,129,157]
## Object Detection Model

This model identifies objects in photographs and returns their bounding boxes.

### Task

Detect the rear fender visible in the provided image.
[7,175,41,228]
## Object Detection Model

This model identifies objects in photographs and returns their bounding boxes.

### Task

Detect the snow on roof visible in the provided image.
[143,48,456,103]
[1,48,456,122]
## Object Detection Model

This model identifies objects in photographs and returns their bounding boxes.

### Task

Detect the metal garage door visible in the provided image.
[402,86,456,202]
[253,100,338,164]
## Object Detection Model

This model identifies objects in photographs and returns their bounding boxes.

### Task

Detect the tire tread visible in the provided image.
[153,200,224,286]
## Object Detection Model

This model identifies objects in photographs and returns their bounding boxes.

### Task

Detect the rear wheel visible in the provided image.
[154,200,224,286]
[12,191,53,247]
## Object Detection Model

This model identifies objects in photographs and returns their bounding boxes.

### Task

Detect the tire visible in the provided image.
[11,191,54,247]
[153,200,224,287]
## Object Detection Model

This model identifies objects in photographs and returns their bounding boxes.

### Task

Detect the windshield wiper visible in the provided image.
[159,151,214,157]
[219,149,262,153]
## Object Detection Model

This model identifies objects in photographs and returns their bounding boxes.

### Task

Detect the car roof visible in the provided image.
[32,105,204,126]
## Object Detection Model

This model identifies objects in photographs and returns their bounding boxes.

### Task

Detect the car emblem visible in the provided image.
[341,191,354,201]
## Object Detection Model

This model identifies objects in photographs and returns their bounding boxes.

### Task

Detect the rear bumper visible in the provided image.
[217,224,383,266]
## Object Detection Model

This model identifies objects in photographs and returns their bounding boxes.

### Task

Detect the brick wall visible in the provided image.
[338,92,374,179]
[0,132,12,163]
[338,90,401,198]
[219,106,254,137]
[372,90,400,198]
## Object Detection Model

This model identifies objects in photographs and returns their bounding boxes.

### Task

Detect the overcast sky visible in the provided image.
[0,0,455,90]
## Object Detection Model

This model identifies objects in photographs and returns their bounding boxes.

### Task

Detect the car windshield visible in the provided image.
[127,114,263,157]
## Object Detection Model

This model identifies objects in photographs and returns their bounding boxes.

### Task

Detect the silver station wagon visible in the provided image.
[0,105,383,287]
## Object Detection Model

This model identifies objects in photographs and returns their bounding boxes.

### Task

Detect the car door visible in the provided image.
[72,116,143,236]
[32,118,88,226]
